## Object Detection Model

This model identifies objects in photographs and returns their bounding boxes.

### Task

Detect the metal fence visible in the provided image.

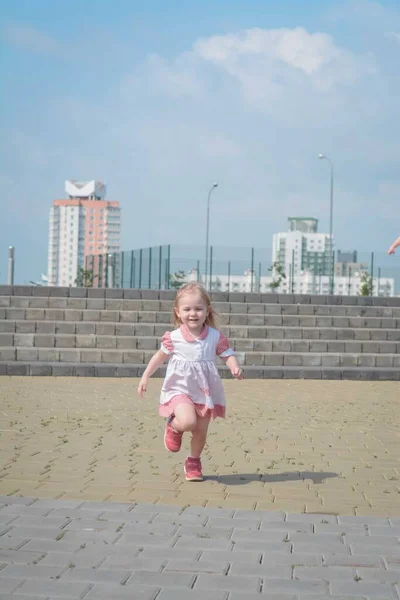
[87,245,400,296]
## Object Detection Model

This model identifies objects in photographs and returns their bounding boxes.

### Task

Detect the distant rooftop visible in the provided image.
[65,180,107,200]
[288,217,318,233]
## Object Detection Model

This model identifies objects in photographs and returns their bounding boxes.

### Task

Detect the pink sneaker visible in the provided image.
[184,457,203,482]
[164,419,183,453]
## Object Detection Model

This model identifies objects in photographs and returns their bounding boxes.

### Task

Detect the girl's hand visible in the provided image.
[231,367,244,380]
[138,378,148,397]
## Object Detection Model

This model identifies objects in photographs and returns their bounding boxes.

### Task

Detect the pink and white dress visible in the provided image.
[159,325,234,420]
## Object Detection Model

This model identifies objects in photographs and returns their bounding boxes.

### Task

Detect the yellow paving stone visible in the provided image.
[0,377,399,515]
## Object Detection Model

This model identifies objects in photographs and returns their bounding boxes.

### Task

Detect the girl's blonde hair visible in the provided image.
[173,282,218,329]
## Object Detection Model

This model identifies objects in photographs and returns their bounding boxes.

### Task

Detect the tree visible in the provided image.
[75,266,95,288]
[268,262,286,292]
[359,272,373,296]
[169,270,187,289]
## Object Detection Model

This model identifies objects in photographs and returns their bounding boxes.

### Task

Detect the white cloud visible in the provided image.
[193,27,374,98]
[1,22,59,54]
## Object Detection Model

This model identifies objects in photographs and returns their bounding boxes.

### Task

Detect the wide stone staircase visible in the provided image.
[0,285,400,379]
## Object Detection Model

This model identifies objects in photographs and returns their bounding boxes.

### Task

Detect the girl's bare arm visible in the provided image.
[138,349,168,396]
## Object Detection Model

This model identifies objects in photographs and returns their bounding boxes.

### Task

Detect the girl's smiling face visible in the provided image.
[175,292,208,335]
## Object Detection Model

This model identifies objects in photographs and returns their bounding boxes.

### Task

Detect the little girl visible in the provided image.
[138,282,243,482]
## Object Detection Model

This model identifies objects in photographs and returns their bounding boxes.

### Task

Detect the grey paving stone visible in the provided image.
[116,533,175,547]
[232,540,292,553]
[0,578,26,593]
[314,523,367,535]
[231,529,290,542]
[174,537,232,551]
[138,547,200,560]
[47,509,112,520]
[33,499,84,510]
[16,579,92,597]
[126,571,194,588]
[10,517,70,529]
[385,557,400,570]
[62,529,119,544]
[0,507,49,519]
[294,565,356,580]
[99,510,154,523]
[323,554,384,568]
[260,521,313,533]
[356,567,400,583]
[21,539,83,553]
[84,585,160,599]
[0,564,64,579]
[206,517,260,530]
[0,536,30,551]
[194,573,261,592]
[156,591,226,600]
[62,567,130,583]
[119,522,176,535]
[164,559,229,574]
[262,552,322,567]
[338,516,391,526]
[235,510,285,521]
[0,595,46,600]
[199,549,261,563]
[369,527,400,537]
[232,594,296,600]
[60,519,123,534]
[229,563,292,578]
[293,543,350,557]
[176,525,232,539]
[260,578,328,594]
[286,513,337,523]
[0,549,45,564]
[0,497,36,506]
[39,552,107,568]
[8,526,68,540]
[347,534,400,547]
[330,581,398,597]
[100,556,165,571]
[296,597,368,600]
[132,504,182,515]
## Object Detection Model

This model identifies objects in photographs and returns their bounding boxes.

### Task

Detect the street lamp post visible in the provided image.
[318,154,334,295]
[205,182,218,290]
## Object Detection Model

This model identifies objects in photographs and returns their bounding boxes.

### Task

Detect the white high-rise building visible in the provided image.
[272,217,332,282]
[47,180,121,287]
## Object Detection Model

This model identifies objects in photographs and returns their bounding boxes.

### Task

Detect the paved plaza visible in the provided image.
[0,377,399,598]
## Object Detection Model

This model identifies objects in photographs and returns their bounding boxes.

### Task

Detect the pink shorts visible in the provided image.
[159,394,225,420]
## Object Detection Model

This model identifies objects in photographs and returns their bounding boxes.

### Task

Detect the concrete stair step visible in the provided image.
[1,348,399,368]
[2,296,400,318]
[1,334,399,354]
[1,361,399,380]
[2,307,400,328]
[2,323,400,343]
[2,285,400,307]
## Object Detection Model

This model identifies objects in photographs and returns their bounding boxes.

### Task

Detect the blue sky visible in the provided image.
[1,0,400,283]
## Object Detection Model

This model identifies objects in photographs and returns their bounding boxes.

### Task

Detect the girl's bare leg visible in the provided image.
[172,403,197,433]
[190,415,210,459]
